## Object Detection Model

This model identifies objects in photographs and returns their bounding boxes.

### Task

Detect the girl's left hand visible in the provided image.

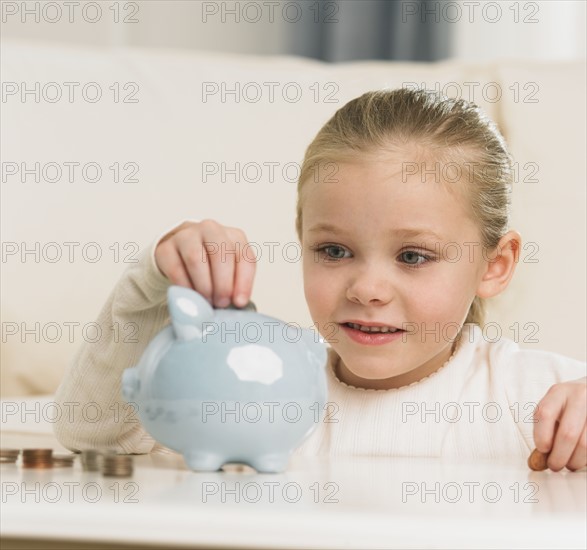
[533,377,587,471]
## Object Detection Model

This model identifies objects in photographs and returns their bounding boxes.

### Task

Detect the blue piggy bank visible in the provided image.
[121,285,328,473]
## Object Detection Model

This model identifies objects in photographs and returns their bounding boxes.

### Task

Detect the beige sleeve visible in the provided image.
[53,221,196,454]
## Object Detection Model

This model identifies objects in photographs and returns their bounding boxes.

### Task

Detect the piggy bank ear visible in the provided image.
[167,286,215,342]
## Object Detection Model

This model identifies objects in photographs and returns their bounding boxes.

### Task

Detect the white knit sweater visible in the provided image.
[53,231,586,461]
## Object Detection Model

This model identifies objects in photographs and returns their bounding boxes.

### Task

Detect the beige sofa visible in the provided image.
[1,39,585,396]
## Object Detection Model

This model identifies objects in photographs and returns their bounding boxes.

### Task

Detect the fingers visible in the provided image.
[156,240,198,290]
[567,424,587,472]
[533,388,562,454]
[176,234,214,301]
[533,382,587,472]
[154,219,257,309]
[547,403,586,471]
[226,227,257,307]
[201,223,236,308]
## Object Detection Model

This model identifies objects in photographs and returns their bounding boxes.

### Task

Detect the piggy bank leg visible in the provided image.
[247,453,290,474]
[183,450,225,472]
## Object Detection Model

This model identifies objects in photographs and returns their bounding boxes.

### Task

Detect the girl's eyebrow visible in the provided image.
[308,223,344,233]
[308,223,444,241]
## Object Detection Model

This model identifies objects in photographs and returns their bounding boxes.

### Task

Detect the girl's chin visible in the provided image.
[348,368,409,381]
[337,357,411,382]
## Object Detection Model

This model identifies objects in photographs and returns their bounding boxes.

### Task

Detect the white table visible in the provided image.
[1,430,586,550]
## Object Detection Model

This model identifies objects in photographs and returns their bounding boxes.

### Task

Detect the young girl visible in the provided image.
[53,88,586,472]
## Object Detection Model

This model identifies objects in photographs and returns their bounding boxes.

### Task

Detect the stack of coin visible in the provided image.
[81,450,101,472]
[52,453,76,467]
[0,449,20,463]
[22,449,53,468]
[102,453,133,477]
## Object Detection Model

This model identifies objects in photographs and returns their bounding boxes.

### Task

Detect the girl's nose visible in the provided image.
[345,269,394,306]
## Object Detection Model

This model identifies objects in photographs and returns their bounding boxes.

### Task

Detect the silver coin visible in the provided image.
[81,450,101,472]
[220,300,257,312]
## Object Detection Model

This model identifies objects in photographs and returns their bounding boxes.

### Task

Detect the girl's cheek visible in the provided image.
[409,281,456,319]
[419,286,470,325]
[303,275,330,311]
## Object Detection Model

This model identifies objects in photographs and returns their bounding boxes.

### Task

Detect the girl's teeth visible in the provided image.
[347,323,398,333]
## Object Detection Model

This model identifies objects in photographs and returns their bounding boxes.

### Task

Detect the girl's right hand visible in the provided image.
[154,219,257,309]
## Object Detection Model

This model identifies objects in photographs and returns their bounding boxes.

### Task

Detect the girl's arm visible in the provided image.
[53,232,175,454]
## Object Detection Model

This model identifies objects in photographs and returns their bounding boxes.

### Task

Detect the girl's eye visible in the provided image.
[310,245,433,268]
[399,250,431,268]
[312,245,350,262]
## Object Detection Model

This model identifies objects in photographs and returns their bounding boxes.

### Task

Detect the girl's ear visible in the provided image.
[475,230,522,299]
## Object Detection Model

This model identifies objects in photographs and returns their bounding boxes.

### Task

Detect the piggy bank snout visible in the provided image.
[121,367,140,400]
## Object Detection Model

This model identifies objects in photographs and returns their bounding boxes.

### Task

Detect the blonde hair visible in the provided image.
[295,88,514,327]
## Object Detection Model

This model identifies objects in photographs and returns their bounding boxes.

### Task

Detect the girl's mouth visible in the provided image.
[340,323,405,346]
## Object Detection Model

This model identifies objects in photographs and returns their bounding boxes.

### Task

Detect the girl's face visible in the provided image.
[301,154,489,390]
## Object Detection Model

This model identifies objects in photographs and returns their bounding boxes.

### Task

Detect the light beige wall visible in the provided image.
[451,0,586,61]
[127,1,287,53]
[0,0,289,53]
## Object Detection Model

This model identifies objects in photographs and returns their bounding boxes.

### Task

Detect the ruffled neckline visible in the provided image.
[327,324,472,393]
